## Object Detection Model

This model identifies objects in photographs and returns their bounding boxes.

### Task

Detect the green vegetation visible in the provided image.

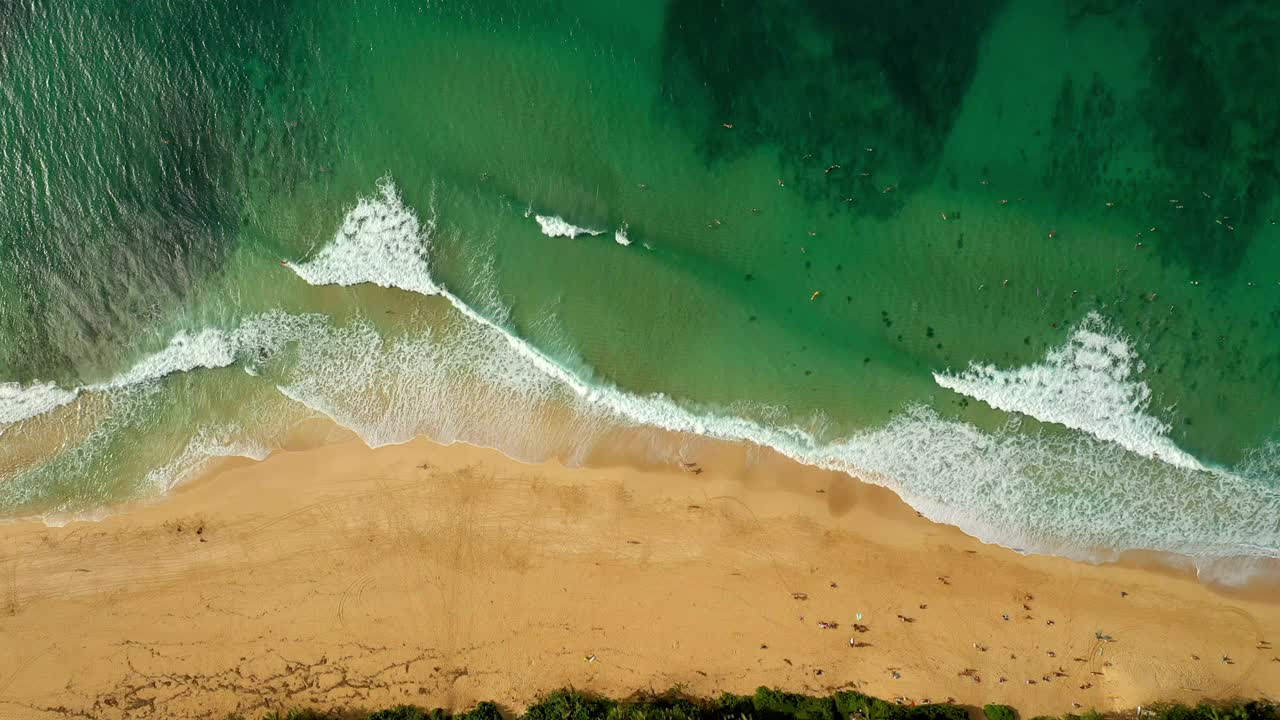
[984,705,1017,720]
[230,687,1278,720]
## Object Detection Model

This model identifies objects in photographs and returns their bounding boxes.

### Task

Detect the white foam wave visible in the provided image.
[36,507,114,528]
[614,226,632,246]
[0,311,335,516]
[0,331,239,427]
[91,328,237,390]
[273,313,605,460]
[0,381,168,514]
[933,312,1201,469]
[0,382,80,425]
[145,431,272,493]
[0,310,328,428]
[289,176,438,296]
[534,214,604,239]
[287,179,595,399]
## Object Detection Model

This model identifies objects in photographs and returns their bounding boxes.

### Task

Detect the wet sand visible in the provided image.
[1,430,1278,720]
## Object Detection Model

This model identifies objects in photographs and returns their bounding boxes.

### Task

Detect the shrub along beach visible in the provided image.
[237,688,1277,720]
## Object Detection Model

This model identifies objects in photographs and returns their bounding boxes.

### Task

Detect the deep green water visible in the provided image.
[2,1,1279,574]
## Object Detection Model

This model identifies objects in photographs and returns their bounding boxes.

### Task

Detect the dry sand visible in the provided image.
[1,430,1278,720]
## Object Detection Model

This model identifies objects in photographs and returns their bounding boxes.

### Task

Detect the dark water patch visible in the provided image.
[1064,0,1129,24]
[659,0,1005,217]
[0,0,330,382]
[0,1,34,64]
[1043,72,1122,208]
[1136,0,1280,277]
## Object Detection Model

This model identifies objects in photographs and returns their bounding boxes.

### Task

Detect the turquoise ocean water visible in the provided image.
[2,0,1279,579]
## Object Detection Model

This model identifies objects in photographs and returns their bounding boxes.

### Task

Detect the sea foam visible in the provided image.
[0,331,239,427]
[91,328,238,391]
[933,312,1202,470]
[289,176,439,296]
[1,311,325,428]
[534,214,604,239]
[287,179,594,400]
[0,310,335,515]
[0,382,80,425]
[144,430,273,493]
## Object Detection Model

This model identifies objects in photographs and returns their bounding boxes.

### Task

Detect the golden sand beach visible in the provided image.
[1,429,1278,720]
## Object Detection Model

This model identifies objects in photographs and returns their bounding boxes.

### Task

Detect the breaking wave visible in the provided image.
[933,312,1202,470]
[0,382,79,425]
[534,214,604,239]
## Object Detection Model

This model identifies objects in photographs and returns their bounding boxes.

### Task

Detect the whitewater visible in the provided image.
[933,313,1203,471]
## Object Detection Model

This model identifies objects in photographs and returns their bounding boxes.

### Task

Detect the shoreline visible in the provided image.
[12,418,1280,601]
[2,426,1278,719]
